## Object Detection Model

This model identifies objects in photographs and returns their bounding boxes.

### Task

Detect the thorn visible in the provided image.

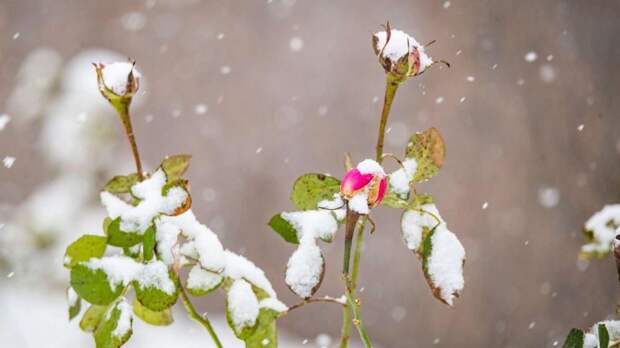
[424,39,437,47]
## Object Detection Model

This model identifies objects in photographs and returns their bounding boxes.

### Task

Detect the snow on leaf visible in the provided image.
[581,204,620,258]
[285,235,324,299]
[226,279,260,337]
[186,265,223,296]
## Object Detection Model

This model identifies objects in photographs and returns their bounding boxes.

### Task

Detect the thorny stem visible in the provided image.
[117,102,144,180]
[340,77,401,347]
[345,288,373,348]
[174,274,223,348]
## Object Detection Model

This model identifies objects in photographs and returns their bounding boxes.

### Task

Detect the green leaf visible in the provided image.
[290,173,340,211]
[94,301,133,348]
[405,127,445,182]
[134,280,178,312]
[80,305,109,332]
[132,299,173,326]
[161,154,191,181]
[562,328,584,348]
[103,218,113,235]
[599,324,610,348]
[70,264,123,305]
[106,217,143,248]
[243,309,279,348]
[268,214,299,244]
[104,174,140,193]
[381,188,408,209]
[68,291,82,321]
[64,235,108,268]
[142,225,156,261]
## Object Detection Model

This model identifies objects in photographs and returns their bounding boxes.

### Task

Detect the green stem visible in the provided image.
[116,102,144,180]
[375,79,400,164]
[174,274,223,348]
[339,77,401,347]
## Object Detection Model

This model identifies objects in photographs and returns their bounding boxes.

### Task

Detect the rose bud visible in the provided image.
[94,61,141,104]
[340,159,387,214]
[372,24,448,82]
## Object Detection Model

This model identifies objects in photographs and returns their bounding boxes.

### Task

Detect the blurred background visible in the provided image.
[1,0,620,347]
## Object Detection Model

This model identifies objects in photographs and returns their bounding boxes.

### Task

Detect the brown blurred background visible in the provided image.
[1,0,620,347]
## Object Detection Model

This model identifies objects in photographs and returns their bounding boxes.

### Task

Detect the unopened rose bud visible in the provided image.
[94,61,141,104]
[341,159,387,212]
[372,24,447,82]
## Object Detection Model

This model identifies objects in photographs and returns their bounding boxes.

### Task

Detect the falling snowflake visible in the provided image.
[524,51,538,63]
[3,156,16,168]
[289,37,304,52]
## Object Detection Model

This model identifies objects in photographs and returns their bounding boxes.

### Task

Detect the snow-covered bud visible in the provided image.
[94,61,141,104]
[341,159,387,213]
[372,25,446,82]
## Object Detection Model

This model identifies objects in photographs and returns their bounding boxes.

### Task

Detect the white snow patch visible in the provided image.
[135,261,175,295]
[67,287,78,307]
[427,225,465,306]
[356,159,385,176]
[187,265,222,293]
[373,29,433,72]
[349,192,369,215]
[285,235,323,299]
[112,300,133,338]
[282,210,338,242]
[582,205,620,255]
[160,210,226,272]
[223,250,277,298]
[389,159,418,196]
[101,169,188,233]
[85,255,142,288]
[101,62,140,95]
[227,279,259,331]
[401,203,442,251]
[317,194,346,221]
[259,298,288,313]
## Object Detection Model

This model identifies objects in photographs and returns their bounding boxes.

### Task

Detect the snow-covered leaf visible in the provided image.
[242,308,279,348]
[186,265,223,296]
[285,238,325,299]
[291,173,340,211]
[580,205,620,259]
[133,266,178,312]
[405,127,445,182]
[562,328,584,348]
[106,217,143,248]
[225,279,260,339]
[268,213,299,244]
[71,264,124,305]
[64,234,108,268]
[80,305,109,332]
[160,154,191,181]
[142,225,156,261]
[103,174,140,194]
[401,201,465,306]
[161,179,192,216]
[93,300,133,348]
[68,287,82,321]
[381,185,409,209]
[132,298,173,326]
